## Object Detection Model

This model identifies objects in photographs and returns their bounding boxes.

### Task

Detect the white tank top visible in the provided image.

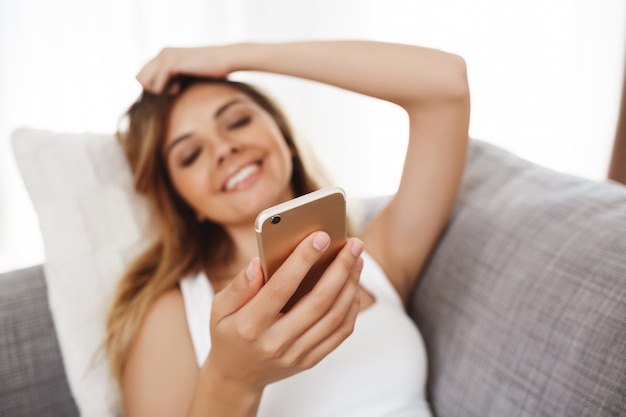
[180,252,432,417]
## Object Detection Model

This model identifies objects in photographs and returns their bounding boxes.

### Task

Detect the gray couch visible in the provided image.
[1,140,625,416]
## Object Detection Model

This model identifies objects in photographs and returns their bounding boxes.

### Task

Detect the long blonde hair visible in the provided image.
[105,77,326,387]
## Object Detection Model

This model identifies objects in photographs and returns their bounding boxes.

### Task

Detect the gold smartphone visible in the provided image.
[255,186,347,313]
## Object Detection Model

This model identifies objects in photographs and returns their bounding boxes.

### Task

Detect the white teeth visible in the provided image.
[225,163,260,191]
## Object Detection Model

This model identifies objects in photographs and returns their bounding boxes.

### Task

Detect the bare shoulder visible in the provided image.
[123,287,198,416]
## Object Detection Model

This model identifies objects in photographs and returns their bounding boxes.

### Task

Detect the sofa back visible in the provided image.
[411,141,626,416]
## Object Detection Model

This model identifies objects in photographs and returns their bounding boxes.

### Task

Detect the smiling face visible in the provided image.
[164,83,295,229]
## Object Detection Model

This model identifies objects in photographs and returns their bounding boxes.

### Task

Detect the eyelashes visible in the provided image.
[181,148,201,167]
[228,115,251,130]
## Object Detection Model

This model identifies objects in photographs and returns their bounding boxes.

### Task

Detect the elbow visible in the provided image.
[401,52,470,108]
[397,50,470,109]
[446,54,470,101]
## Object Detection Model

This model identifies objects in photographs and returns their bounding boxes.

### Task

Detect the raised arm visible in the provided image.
[140,41,467,108]
[139,40,470,302]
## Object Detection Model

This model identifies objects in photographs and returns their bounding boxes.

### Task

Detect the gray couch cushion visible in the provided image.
[411,140,626,417]
[0,265,79,417]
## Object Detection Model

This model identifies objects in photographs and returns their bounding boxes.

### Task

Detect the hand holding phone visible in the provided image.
[255,186,347,312]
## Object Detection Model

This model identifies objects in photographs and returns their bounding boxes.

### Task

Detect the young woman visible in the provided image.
[106,41,470,417]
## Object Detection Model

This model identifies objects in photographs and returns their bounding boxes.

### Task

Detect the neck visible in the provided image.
[228,223,259,264]
[205,222,258,287]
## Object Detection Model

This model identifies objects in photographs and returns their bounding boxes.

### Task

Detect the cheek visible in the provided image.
[169,165,210,209]
[285,152,294,177]
[271,136,294,170]
[284,146,296,178]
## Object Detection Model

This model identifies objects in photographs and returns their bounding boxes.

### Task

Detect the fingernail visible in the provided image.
[351,239,364,258]
[354,256,364,273]
[246,259,255,281]
[312,232,330,251]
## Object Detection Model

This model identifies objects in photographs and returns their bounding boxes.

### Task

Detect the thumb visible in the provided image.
[211,257,263,322]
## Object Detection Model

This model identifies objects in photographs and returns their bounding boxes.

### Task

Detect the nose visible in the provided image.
[215,138,241,165]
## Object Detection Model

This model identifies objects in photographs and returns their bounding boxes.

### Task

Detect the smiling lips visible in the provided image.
[223,162,261,191]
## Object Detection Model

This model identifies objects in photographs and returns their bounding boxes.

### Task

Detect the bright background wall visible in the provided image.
[1,0,625,273]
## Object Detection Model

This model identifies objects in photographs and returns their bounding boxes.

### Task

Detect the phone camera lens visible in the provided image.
[271,215,281,224]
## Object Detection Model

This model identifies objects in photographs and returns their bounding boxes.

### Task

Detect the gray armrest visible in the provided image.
[411,140,626,417]
[0,265,79,417]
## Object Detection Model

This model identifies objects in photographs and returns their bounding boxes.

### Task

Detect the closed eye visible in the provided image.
[228,116,251,130]
[181,148,201,167]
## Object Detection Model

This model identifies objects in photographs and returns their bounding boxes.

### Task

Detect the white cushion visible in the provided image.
[11,128,151,416]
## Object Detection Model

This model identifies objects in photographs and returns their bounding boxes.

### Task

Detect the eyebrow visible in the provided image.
[164,98,244,158]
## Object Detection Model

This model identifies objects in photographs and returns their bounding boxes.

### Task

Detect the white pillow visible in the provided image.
[11,128,151,416]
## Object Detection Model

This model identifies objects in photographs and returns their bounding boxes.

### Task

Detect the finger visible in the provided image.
[285,273,361,372]
[282,238,363,327]
[152,67,174,95]
[136,57,160,92]
[211,257,263,325]
[264,238,363,346]
[136,71,152,93]
[246,231,331,321]
[247,253,361,375]
[299,292,360,370]
[136,51,173,94]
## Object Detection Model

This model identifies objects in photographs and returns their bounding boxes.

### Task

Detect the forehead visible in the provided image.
[165,83,254,142]
[170,83,247,118]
